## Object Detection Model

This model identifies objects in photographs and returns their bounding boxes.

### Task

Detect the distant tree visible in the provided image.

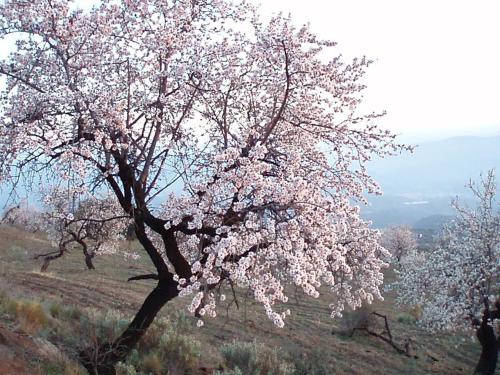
[0,0,409,373]
[36,186,135,271]
[1,199,41,230]
[394,170,499,375]
[381,225,417,262]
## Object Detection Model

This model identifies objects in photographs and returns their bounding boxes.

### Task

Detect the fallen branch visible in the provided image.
[347,311,413,357]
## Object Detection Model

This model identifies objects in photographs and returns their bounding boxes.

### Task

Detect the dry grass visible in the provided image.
[141,352,164,375]
[16,300,49,333]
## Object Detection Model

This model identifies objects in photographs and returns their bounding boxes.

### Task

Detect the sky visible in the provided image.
[2,0,500,142]
[256,0,500,142]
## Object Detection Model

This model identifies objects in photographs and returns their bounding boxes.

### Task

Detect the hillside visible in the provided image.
[0,226,485,374]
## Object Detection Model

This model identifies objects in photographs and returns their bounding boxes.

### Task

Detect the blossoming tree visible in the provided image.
[36,186,133,271]
[393,171,500,375]
[0,0,409,373]
[1,199,40,229]
[381,225,417,263]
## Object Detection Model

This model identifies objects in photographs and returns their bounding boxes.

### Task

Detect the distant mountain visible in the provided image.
[413,214,453,231]
[362,135,500,228]
[369,135,500,197]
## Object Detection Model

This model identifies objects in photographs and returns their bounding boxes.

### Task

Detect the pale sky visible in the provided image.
[256,0,500,142]
[3,0,500,142]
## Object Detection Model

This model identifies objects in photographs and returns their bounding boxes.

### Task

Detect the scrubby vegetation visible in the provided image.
[0,291,372,374]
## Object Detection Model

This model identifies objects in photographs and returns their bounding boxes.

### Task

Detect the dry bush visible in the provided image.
[140,352,164,375]
[16,301,49,333]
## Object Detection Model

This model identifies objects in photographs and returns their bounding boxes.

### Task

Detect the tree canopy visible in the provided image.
[0,0,409,372]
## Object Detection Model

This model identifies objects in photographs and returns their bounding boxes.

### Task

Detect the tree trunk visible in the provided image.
[85,253,95,270]
[473,321,498,375]
[79,276,178,374]
[78,240,95,270]
[40,252,63,272]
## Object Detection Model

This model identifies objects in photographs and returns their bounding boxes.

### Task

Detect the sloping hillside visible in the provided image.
[0,226,485,374]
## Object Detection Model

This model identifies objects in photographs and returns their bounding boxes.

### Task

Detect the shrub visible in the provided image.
[221,341,257,374]
[170,310,193,332]
[116,362,138,375]
[408,305,422,321]
[78,309,130,348]
[17,301,49,333]
[138,317,170,352]
[289,348,330,375]
[221,340,291,375]
[61,362,88,375]
[160,331,201,374]
[34,359,87,375]
[49,301,63,318]
[140,351,164,375]
[62,305,82,321]
[126,349,141,369]
[396,313,416,325]
[3,298,19,316]
[215,368,244,375]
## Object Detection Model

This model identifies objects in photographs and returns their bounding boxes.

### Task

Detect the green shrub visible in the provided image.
[397,313,416,325]
[221,341,256,373]
[126,349,141,369]
[138,317,170,352]
[160,331,201,373]
[78,309,130,348]
[169,310,193,332]
[3,297,19,316]
[116,362,138,375]
[49,301,63,318]
[62,305,82,320]
[221,340,291,375]
[35,359,87,375]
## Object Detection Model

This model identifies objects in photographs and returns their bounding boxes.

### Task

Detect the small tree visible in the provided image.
[381,225,417,263]
[36,186,134,271]
[394,170,499,375]
[0,1,409,373]
[1,199,41,230]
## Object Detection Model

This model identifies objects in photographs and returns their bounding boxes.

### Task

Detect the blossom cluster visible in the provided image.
[393,171,499,332]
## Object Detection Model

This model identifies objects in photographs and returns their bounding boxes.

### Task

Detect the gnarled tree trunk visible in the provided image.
[84,253,95,270]
[40,252,63,272]
[473,321,498,375]
[79,275,178,375]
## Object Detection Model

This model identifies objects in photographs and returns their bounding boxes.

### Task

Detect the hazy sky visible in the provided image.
[2,0,499,142]
[257,0,500,142]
